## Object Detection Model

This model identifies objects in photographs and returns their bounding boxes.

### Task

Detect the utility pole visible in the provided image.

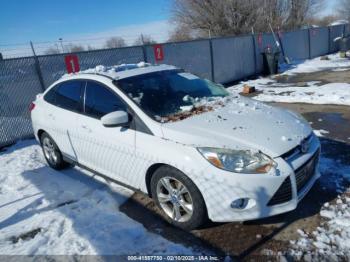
[55,43,60,53]
[140,34,145,45]
[59,38,64,53]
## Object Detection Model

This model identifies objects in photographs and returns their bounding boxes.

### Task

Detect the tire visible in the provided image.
[40,132,70,170]
[150,165,207,230]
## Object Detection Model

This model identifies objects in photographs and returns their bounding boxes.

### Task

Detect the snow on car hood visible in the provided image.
[161,96,312,158]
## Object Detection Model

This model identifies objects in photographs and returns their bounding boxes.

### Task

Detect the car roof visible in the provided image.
[61,63,179,81]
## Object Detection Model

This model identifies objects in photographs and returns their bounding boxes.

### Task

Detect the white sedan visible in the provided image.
[30,63,320,230]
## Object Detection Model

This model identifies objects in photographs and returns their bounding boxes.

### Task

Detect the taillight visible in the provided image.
[29,102,36,112]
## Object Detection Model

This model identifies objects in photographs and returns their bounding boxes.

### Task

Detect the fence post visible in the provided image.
[251,34,258,76]
[209,38,215,82]
[142,45,148,63]
[308,28,312,59]
[30,41,46,91]
[140,34,148,63]
[327,26,331,54]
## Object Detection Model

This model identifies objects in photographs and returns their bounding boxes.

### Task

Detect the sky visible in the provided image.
[0,0,172,56]
[0,0,341,57]
[321,0,339,17]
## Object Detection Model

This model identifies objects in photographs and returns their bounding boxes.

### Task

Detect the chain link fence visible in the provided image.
[38,46,145,88]
[0,57,43,147]
[0,24,347,148]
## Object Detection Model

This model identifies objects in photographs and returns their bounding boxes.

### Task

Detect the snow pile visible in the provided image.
[290,148,350,259]
[0,140,195,255]
[81,62,150,74]
[62,62,150,79]
[291,195,350,259]
[280,54,350,75]
[229,80,350,106]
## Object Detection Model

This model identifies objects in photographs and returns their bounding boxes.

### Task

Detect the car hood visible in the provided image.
[161,96,312,158]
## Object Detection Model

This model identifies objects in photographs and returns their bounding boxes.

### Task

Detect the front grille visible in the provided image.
[267,177,292,206]
[268,149,320,207]
[281,133,314,161]
[295,150,320,194]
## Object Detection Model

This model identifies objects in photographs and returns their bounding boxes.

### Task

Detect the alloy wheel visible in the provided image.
[156,176,193,222]
[42,137,58,164]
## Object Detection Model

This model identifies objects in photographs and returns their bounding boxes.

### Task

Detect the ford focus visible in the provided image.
[30,63,320,230]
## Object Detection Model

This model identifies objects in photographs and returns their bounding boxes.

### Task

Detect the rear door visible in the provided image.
[72,80,136,184]
[42,80,83,160]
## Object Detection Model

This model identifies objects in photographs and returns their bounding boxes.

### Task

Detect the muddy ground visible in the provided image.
[120,69,350,260]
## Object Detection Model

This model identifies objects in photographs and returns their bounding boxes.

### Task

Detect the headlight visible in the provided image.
[197,147,276,174]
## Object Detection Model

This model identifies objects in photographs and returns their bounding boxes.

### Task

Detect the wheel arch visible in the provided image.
[145,163,167,197]
[37,129,46,142]
[145,163,205,203]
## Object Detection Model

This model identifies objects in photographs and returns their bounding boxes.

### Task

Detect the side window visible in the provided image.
[84,81,127,119]
[54,81,83,112]
[43,86,57,105]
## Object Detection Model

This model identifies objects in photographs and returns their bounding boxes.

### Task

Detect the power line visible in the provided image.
[0,33,168,47]
[0,32,169,59]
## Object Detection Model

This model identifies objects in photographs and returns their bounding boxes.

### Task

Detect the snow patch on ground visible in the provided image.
[313,129,330,137]
[291,194,350,259]
[289,145,350,259]
[228,54,350,106]
[229,80,350,106]
[280,54,350,75]
[0,140,195,255]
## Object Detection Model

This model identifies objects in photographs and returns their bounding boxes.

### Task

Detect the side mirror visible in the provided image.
[101,111,130,127]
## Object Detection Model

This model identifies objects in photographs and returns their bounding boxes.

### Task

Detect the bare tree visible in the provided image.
[66,44,85,52]
[307,15,342,27]
[338,0,350,21]
[171,0,324,38]
[168,24,195,42]
[87,45,95,51]
[283,0,324,30]
[105,36,126,48]
[44,47,61,55]
[134,34,157,45]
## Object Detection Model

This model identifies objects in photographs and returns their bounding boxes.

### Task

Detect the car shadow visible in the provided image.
[1,146,221,256]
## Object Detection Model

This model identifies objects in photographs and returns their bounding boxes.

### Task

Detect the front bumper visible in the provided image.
[195,134,321,223]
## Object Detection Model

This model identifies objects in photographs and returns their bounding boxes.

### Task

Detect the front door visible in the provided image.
[72,80,136,184]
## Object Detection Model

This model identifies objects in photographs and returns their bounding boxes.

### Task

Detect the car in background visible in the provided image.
[30,63,321,230]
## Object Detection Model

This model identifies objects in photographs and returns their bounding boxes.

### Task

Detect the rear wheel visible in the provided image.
[40,132,70,170]
[151,166,207,230]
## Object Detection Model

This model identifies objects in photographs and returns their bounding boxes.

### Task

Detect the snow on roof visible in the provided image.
[329,20,349,26]
[64,62,179,80]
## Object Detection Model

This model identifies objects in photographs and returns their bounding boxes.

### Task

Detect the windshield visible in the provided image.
[115,70,229,121]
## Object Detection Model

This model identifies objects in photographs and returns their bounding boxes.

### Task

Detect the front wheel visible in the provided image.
[150,166,207,230]
[40,132,70,170]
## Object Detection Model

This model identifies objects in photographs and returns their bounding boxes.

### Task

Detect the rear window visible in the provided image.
[44,80,83,112]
